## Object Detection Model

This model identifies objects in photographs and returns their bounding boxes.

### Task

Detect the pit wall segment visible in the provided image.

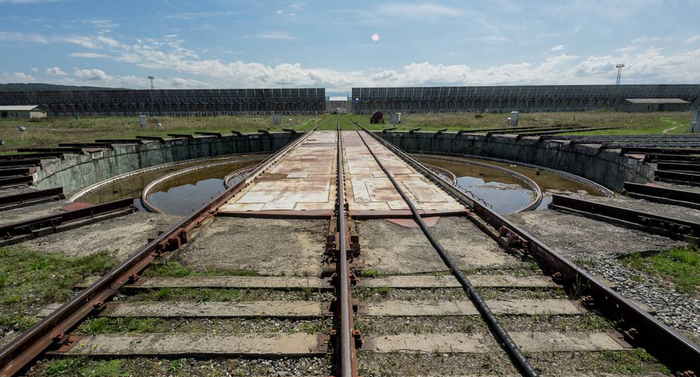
[35,133,299,194]
[375,131,654,192]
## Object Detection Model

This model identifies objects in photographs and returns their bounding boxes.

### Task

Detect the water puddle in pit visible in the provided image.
[419,157,533,214]
[146,159,262,216]
[417,156,604,213]
[79,160,211,211]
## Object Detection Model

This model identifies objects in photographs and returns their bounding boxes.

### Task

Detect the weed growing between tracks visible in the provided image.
[0,247,115,334]
[77,317,331,336]
[622,244,700,297]
[142,261,259,278]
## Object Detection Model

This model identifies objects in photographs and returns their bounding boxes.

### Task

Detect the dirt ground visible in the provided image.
[179,217,326,276]
[506,209,683,257]
[11,211,181,259]
[0,199,69,226]
[357,216,519,274]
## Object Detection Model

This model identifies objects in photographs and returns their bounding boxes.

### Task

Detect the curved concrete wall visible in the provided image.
[376,131,654,192]
[36,133,299,194]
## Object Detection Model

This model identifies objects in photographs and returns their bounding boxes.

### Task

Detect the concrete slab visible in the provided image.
[59,333,324,357]
[102,301,324,318]
[358,217,516,274]
[116,276,328,290]
[78,275,552,290]
[359,275,556,289]
[180,217,325,276]
[342,131,465,215]
[40,299,580,318]
[366,332,625,353]
[219,131,337,214]
[364,299,584,316]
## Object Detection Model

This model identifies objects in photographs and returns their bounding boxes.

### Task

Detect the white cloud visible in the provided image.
[96,35,120,48]
[616,46,639,53]
[631,36,673,44]
[45,67,68,76]
[73,68,110,81]
[30,67,38,72]
[376,3,464,20]
[70,52,110,59]
[3,71,35,81]
[551,44,566,51]
[251,31,299,40]
[0,31,48,44]
[89,19,119,29]
[63,36,101,49]
[685,35,700,44]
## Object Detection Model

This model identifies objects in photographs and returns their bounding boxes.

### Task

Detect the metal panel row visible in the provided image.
[0,88,326,116]
[351,85,700,113]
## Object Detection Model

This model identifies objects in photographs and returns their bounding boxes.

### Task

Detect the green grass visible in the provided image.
[79,317,166,335]
[2,111,691,153]
[0,115,329,153]
[330,111,693,135]
[623,244,700,297]
[142,261,259,278]
[358,269,380,278]
[44,358,126,377]
[0,247,116,332]
[601,349,670,374]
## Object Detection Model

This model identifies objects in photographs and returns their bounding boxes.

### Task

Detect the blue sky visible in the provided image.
[1,0,699,93]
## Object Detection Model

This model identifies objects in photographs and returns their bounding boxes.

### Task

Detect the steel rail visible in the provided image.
[657,162,700,173]
[0,197,135,240]
[0,124,322,377]
[623,182,700,210]
[352,122,539,377]
[549,194,700,241]
[655,170,700,185]
[354,121,700,374]
[336,119,356,377]
[0,187,64,208]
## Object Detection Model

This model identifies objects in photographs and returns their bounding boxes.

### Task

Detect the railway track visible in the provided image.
[0,117,698,376]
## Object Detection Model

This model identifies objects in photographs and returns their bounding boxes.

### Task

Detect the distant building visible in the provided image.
[0,105,47,119]
[618,99,690,113]
[327,96,349,114]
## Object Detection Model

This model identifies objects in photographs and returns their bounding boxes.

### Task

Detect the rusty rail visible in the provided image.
[357,123,700,374]
[335,120,357,377]
[0,187,64,208]
[0,126,320,377]
[549,194,700,242]
[623,182,700,210]
[0,198,135,240]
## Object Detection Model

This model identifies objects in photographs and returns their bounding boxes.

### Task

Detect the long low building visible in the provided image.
[0,88,326,116]
[351,85,700,114]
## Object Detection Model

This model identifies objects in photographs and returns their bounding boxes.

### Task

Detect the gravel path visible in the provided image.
[567,251,700,342]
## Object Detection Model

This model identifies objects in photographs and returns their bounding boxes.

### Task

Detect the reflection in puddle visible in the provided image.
[80,160,212,211]
[147,160,261,216]
[417,156,603,214]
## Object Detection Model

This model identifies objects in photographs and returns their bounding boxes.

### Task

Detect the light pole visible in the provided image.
[615,64,625,85]
[148,76,156,90]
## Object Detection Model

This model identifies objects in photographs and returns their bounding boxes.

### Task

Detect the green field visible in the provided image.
[0,111,693,153]
[0,115,327,154]
[341,111,693,134]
